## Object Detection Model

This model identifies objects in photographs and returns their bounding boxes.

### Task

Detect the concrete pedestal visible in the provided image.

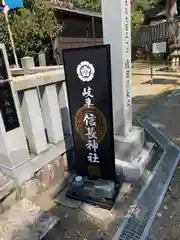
[114,126,152,182]
[115,142,154,182]
[114,126,144,163]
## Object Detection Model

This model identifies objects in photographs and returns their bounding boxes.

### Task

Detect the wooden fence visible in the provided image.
[133,20,180,47]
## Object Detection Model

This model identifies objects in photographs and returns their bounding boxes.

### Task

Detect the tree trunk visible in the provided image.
[166,0,177,21]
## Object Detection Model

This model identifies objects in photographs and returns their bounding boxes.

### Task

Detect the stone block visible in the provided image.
[20,178,41,199]
[36,167,50,191]
[36,156,65,191]
[30,139,67,178]
[114,126,144,163]
[115,142,154,182]
[53,156,66,183]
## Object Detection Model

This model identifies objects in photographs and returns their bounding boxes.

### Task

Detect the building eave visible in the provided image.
[52,5,102,18]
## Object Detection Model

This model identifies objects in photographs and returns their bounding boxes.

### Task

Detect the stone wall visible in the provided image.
[0,151,68,214]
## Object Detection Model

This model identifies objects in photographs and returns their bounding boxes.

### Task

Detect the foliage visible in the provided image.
[132,0,166,28]
[0,0,62,64]
[73,0,143,29]
[73,0,164,29]
[73,0,101,11]
[134,0,166,11]
[135,0,158,11]
[73,0,166,12]
[132,7,144,30]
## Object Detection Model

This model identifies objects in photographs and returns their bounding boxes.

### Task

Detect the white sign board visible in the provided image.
[152,41,167,54]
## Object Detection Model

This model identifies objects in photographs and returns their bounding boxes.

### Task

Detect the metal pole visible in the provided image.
[92,16,96,45]
[2,0,19,68]
[150,61,153,85]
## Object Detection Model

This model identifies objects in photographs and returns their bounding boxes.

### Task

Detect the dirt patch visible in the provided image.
[132,67,179,119]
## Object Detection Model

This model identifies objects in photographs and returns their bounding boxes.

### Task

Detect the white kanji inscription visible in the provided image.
[85,127,97,139]
[86,139,98,152]
[82,87,94,98]
[83,113,96,127]
[83,113,89,126]
[87,153,99,163]
[84,97,94,108]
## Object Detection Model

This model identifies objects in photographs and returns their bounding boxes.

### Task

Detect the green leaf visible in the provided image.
[0,0,62,64]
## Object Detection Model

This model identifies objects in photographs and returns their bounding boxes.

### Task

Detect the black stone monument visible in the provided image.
[63,45,120,209]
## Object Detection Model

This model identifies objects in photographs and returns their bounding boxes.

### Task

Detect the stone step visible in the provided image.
[0,198,59,240]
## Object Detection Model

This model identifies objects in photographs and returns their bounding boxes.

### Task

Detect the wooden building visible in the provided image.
[54,6,102,39]
[51,5,103,64]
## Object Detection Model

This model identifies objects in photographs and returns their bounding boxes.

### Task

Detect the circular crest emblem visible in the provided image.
[76,61,95,82]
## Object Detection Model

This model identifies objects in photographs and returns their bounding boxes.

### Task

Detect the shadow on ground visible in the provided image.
[133,73,180,78]
[142,78,180,85]
[132,89,172,121]
[144,88,180,147]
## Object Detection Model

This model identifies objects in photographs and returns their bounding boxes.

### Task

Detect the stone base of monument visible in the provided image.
[114,126,154,182]
[66,175,121,210]
[114,126,145,163]
[115,141,155,182]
